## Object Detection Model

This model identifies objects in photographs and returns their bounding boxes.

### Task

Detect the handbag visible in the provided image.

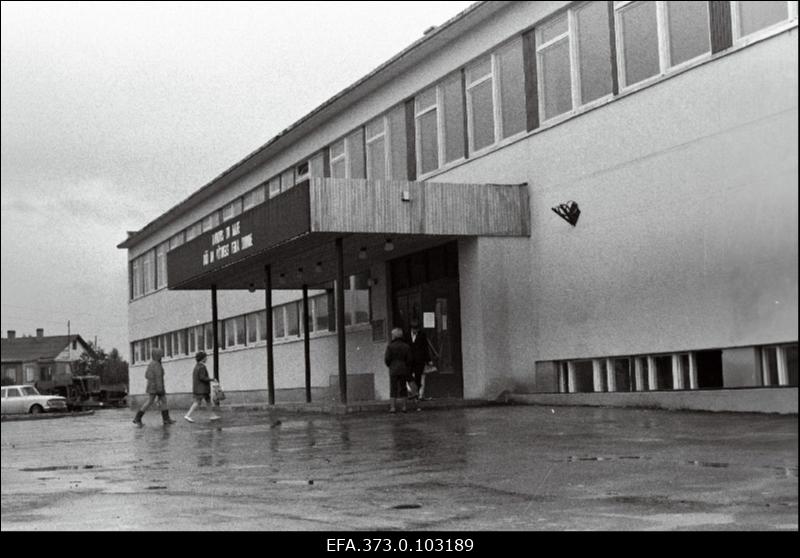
[424,337,440,374]
[210,379,226,403]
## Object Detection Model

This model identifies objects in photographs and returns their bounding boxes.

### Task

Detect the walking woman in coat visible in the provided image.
[132,347,176,426]
[384,327,419,413]
[184,351,220,423]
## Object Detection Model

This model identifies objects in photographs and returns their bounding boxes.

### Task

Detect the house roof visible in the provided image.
[0,335,94,363]
[117,1,510,251]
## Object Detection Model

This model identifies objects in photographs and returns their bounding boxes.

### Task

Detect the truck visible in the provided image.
[44,374,127,410]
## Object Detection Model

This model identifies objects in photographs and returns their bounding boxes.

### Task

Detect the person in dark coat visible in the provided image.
[384,327,419,413]
[406,319,433,400]
[184,351,220,423]
[132,348,175,426]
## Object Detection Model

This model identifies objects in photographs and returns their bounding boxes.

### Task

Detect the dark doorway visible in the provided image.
[696,350,723,388]
[390,242,463,399]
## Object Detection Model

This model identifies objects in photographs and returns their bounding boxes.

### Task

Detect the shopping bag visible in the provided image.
[406,380,419,399]
[210,379,226,404]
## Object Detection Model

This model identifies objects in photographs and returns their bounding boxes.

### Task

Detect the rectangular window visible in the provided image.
[296,160,310,183]
[222,199,242,222]
[330,139,346,179]
[537,4,613,122]
[466,57,496,152]
[281,168,295,192]
[224,317,245,348]
[347,129,366,179]
[156,242,168,289]
[285,302,300,337]
[615,1,711,89]
[441,73,465,163]
[187,327,195,354]
[763,343,799,386]
[496,39,527,138]
[273,307,286,339]
[142,250,155,294]
[654,355,673,389]
[185,221,202,241]
[243,185,266,211]
[258,311,267,341]
[202,211,220,232]
[169,231,185,250]
[309,152,325,178]
[132,259,142,298]
[732,1,795,41]
[163,333,172,358]
[415,86,439,175]
[246,313,258,344]
[313,293,331,332]
[388,104,408,180]
[204,323,214,352]
[366,116,388,180]
[268,176,281,199]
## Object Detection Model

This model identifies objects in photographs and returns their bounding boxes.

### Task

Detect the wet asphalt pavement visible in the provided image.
[1,405,797,531]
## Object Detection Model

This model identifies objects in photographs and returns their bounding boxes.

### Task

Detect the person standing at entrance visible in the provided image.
[184,351,220,423]
[132,348,175,426]
[384,327,418,413]
[407,319,432,401]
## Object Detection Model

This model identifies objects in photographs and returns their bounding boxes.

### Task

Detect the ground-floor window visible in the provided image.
[549,344,797,393]
[761,344,799,386]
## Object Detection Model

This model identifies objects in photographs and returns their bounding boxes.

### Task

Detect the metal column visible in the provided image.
[302,284,312,403]
[335,237,347,404]
[211,285,219,381]
[265,264,275,405]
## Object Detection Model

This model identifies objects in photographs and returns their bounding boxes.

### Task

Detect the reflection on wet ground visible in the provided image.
[1,405,797,530]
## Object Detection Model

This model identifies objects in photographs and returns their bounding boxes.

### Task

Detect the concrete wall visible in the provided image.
[507,388,798,415]
[440,29,799,398]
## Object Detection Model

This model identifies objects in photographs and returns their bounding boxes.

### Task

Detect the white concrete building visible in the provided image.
[119,1,798,412]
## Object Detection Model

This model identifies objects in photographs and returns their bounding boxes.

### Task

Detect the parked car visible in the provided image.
[1,385,68,415]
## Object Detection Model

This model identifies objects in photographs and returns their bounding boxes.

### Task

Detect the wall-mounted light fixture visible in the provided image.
[315,262,322,273]
[248,282,256,293]
[358,247,367,260]
[384,238,394,252]
[551,200,580,226]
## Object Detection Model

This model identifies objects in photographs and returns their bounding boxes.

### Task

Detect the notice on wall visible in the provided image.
[423,312,435,328]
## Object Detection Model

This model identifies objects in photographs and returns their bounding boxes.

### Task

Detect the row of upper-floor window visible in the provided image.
[129,0,798,300]
[130,275,370,364]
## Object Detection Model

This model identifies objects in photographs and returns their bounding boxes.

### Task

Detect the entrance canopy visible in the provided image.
[167,178,529,290]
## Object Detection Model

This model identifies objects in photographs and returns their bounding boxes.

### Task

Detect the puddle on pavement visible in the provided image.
[392,504,422,510]
[686,460,729,468]
[20,465,96,472]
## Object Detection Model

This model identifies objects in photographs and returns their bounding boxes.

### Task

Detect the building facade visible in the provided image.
[119,1,798,411]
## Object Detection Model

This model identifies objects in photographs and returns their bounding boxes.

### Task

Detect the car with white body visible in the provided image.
[1,384,68,415]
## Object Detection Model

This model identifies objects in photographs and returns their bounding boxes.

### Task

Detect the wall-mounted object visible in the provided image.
[551,201,580,226]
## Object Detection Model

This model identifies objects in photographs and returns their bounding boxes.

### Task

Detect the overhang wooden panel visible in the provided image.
[310,178,529,237]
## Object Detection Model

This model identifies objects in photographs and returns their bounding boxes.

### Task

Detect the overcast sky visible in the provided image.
[1,1,474,355]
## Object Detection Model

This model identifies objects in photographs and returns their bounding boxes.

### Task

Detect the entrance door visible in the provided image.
[390,242,463,398]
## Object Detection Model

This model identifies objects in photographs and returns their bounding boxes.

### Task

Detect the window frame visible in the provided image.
[536,4,617,125]
[415,74,468,179]
[730,1,798,45]
[614,1,713,91]
[467,38,527,155]
[365,114,391,180]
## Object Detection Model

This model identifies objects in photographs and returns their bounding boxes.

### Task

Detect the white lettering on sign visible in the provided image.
[202,220,252,267]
